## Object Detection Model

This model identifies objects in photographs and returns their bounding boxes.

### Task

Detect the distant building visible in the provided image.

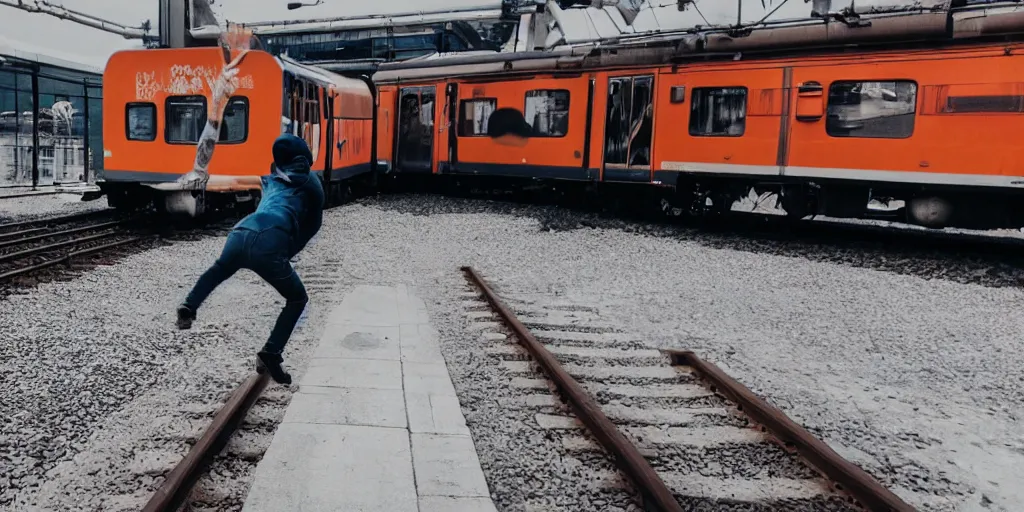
[0,36,102,188]
[260,21,516,73]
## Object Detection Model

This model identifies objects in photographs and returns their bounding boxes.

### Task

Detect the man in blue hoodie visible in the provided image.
[175,134,324,385]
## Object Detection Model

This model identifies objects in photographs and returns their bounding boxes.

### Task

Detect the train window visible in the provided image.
[165,95,248,144]
[689,87,747,137]
[306,82,320,126]
[220,97,249,143]
[165,95,207,144]
[826,80,917,139]
[524,90,570,137]
[458,98,497,137]
[125,103,156,142]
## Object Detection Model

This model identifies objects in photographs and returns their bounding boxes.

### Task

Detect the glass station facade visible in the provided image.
[0,50,102,188]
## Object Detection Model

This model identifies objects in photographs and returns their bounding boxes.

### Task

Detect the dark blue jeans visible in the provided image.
[183,227,308,355]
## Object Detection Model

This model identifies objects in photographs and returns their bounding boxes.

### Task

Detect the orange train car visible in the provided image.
[100,47,375,215]
[371,35,1024,229]
[99,7,1024,229]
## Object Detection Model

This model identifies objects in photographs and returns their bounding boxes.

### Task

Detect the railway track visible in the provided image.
[141,374,270,512]
[0,209,248,289]
[0,212,152,284]
[461,266,920,512]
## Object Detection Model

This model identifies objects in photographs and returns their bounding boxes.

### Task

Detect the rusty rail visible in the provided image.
[462,266,683,512]
[0,210,113,232]
[0,220,126,249]
[664,350,915,512]
[0,236,147,281]
[0,231,123,264]
[142,373,269,512]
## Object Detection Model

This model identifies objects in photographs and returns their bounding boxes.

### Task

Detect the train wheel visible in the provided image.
[779,186,812,220]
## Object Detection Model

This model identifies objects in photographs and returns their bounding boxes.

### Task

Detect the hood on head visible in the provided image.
[272,134,313,174]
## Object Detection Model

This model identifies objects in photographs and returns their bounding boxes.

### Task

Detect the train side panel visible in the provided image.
[452,76,592,180]
[786,48,1024,188]
[655,67,784,180]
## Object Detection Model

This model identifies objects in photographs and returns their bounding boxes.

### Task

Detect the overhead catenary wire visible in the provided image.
[0,0,154,40]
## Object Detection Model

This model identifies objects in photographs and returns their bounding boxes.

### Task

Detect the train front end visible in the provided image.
[100,47,284,216]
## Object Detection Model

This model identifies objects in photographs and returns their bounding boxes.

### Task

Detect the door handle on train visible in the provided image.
[337,140,347,152]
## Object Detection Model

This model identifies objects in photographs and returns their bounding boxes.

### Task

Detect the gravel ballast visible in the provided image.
[2,193,1020,511]
[0,194,109,224]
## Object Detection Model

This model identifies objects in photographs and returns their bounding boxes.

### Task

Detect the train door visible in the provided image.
[603,75,654,182]
[376,87,396,172]
[395,86,436,173]
[436,82,458,173]
[324,89,335,182]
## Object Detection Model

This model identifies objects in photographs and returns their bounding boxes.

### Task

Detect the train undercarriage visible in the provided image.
[99,170,1024,232]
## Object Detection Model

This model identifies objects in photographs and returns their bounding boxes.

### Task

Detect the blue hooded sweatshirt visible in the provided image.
[235,134,324,258]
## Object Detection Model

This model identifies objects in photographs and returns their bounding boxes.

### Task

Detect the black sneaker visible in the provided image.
[176,305,195,330]
[256,351,292,385]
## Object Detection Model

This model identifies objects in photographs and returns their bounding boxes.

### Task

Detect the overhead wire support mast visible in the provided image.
[0,0,154,40]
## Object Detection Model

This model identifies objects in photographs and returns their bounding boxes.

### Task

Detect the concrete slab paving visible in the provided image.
[419,496,499,512]
[242,285,496,512]
[300,357,403,390]
[411,433,492,498]
[282,388,407,428]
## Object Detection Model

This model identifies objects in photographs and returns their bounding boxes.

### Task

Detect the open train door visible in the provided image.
[395,86,437,173]
[436,82,459,173]
[602,74,655,182]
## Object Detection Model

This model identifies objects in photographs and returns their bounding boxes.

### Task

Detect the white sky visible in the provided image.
[0,0,911,68]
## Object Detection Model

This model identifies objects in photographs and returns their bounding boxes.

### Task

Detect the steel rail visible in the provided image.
[0,220,126,249]
[0,236,146,281]
[0,227,45,242]
[142,373,270,512]
[0,210,113,232]
[462,266,683,512]
[0,231,121,264]
[664,350,915,512]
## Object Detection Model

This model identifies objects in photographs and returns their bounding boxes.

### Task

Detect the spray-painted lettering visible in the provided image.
[133,65,256,101]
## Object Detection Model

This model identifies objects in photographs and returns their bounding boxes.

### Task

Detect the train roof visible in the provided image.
[279,54,370,94]
[372,1,1024,83]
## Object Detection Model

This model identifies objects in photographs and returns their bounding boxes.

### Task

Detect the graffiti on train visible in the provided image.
[134,65,256,101]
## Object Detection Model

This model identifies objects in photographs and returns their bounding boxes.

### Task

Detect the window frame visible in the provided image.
[688,86,748,138]
[457,97,498,138]
[219,96,251,144]
[523,89,571,138]
[124,102,157,142]
[164,94,208,145]
[163,95,250,145]
[825,79,918,140]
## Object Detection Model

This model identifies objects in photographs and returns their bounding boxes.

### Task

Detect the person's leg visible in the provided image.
[247,229,308,384]
[176,230,246,329]
[251,263,307,384]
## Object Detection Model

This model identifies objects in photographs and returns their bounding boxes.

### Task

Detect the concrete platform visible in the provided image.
[242,285,497,512]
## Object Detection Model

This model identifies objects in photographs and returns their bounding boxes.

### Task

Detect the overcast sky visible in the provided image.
[0,0,907,68]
